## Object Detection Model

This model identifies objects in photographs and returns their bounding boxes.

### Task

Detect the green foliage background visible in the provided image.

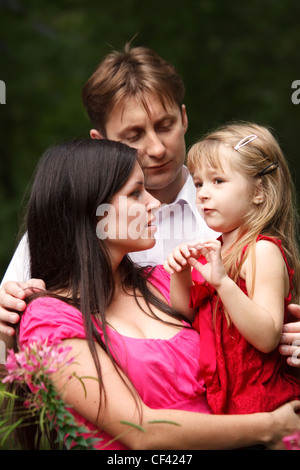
[0,0,299,279]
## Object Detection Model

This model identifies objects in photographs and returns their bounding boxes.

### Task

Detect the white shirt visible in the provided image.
[1,232,31,285]
[130,167,218,266]
[1,167,218,284]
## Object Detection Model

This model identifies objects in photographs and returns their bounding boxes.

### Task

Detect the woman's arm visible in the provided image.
[53,337,300,450]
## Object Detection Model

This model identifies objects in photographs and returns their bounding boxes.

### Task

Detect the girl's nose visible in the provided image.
[196,184,210,202]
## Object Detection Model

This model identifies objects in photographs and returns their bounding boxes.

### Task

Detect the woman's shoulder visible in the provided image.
[145,265,171,304]
[26,295,79,313]
[24,295,82,324]
[20,295,85,346]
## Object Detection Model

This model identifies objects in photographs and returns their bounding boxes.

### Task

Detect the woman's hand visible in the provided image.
[267,400,300,449]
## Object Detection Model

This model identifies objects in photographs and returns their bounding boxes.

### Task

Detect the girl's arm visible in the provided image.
[54,337,300,450]
[163,243,197,321]
[189,239,288,353]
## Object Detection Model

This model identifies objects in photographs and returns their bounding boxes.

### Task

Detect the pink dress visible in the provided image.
[19,265,210,450]
[191,235,300,415]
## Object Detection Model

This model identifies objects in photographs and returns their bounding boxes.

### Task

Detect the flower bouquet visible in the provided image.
[0,340,101,450]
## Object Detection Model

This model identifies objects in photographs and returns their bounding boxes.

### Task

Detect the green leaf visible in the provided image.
[119,421,146,432]
[39,406,47,433]
[0,418,23,446]
[148,420,181,427]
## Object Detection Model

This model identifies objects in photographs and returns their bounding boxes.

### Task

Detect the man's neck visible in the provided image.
[147,169,186,205]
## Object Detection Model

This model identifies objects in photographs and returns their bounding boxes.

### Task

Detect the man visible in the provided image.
[0,45,300,365]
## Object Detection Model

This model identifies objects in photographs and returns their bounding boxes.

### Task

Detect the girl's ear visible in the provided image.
[253,179,265,205]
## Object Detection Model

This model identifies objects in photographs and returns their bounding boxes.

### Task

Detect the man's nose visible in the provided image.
[146,133,165,159]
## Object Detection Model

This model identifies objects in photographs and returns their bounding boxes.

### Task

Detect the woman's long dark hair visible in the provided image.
[7,139,183,448]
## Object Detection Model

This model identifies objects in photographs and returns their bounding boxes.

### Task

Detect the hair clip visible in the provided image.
[257,162,279,176]
[234,134,258,151]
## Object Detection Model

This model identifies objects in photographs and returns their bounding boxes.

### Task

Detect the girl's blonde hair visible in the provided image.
[187,122,300,304]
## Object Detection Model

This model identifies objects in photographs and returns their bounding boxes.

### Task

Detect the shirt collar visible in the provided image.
[172,166,196,205]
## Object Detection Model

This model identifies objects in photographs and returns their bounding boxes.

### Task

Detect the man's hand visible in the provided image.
[280,304,300,367]
[0,279,45,336]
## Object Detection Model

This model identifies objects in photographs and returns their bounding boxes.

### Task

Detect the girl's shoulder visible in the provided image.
[242,235,293,287]
[243,234,286,259]
[255,235,289,266]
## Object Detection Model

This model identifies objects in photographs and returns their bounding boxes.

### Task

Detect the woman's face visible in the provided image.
[97,161,160,259]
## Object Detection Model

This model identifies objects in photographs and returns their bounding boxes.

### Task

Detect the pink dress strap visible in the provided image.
[145,264,171,304]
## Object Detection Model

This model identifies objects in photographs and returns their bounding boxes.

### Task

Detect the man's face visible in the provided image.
[93,93,188,199]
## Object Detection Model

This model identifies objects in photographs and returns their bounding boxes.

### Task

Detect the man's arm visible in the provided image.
[0,279,46,363]
[280,304,300,369]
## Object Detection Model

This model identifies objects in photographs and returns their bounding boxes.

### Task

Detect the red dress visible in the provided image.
[191,235,300,414]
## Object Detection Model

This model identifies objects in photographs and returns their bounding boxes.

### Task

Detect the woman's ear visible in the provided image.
[90,129,104,140]
[253,179,265,205]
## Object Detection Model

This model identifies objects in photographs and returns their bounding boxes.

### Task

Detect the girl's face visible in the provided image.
[192,145,260,242]
[97,161,160,259]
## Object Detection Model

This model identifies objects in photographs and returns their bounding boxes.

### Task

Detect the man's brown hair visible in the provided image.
[82,44,185,136]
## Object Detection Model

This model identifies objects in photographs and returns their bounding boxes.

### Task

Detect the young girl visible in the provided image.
[164,122,300,415]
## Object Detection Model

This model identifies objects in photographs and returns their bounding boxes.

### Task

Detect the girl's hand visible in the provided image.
[187,239,227,288]
[164,243,200,275]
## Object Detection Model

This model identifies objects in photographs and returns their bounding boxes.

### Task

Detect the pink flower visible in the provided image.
[1,340,100,450]
[2,340,74,388]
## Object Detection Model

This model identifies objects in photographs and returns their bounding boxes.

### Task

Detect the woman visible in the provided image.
[13,139,300,449]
